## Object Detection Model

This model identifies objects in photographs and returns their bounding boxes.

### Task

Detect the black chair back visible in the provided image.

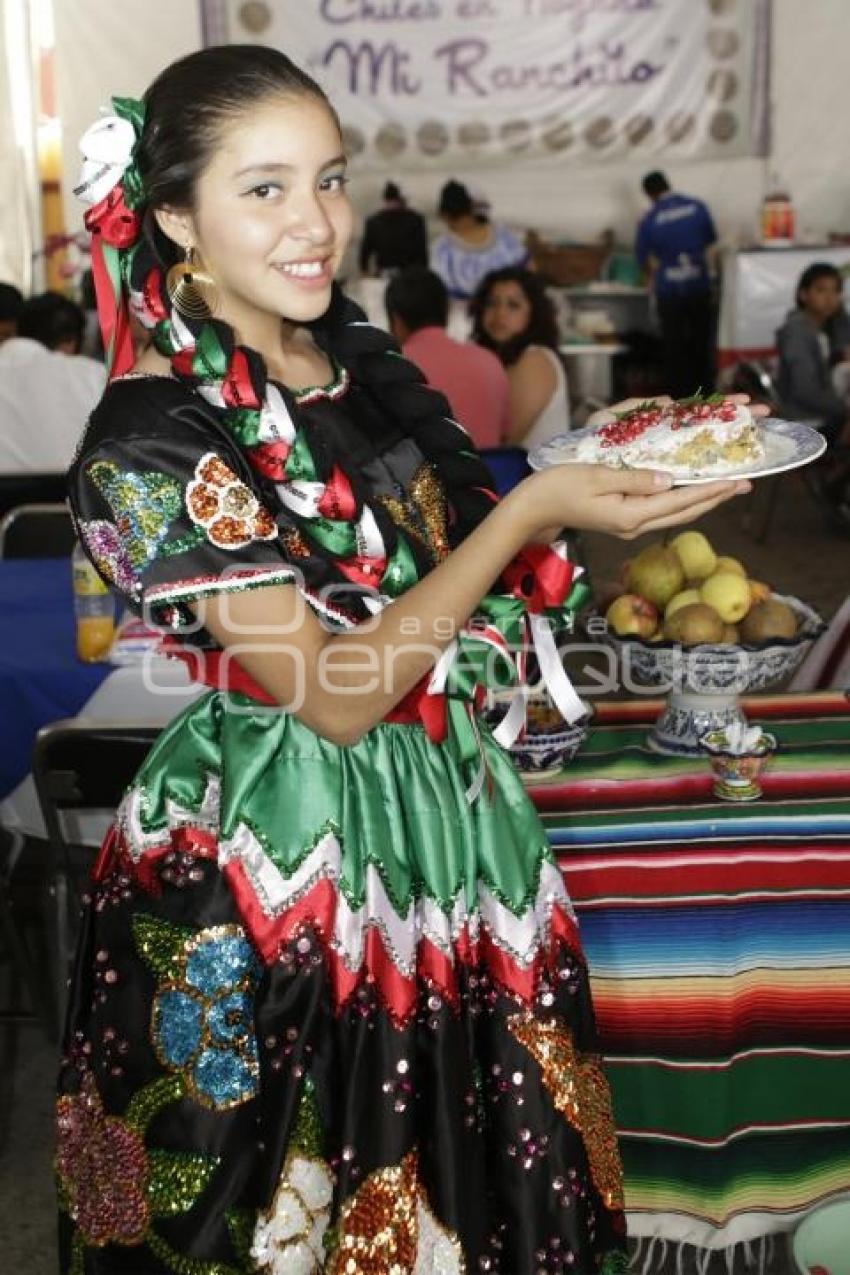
[0,502,75,558]
[0,473,67,519]
[32,719,160,1037]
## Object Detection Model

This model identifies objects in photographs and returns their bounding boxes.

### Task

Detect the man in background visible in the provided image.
[0,283,23,345]
[0,291,105,472]
[385,266,510,449]
[359,182,429,277]
[636,170,718,398]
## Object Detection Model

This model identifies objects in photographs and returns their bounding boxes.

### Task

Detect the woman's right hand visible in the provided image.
[511,463,751,541]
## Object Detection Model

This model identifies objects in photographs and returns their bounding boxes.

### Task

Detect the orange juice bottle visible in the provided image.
[72,541,115,662]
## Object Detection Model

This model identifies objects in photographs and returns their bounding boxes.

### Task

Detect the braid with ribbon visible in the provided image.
[77,96,590,796]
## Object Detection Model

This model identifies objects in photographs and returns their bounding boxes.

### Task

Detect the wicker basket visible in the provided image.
[526,231,609,286]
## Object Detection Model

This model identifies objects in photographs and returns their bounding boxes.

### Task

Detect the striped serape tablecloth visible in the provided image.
[528,692,850,1257]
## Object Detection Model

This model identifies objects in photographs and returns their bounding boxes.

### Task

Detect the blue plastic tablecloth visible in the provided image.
[0,558,111,799]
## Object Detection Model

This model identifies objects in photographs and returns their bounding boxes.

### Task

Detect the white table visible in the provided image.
[0,657,204,844]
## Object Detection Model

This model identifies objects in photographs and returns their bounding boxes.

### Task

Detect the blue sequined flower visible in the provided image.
[151,925,262,1110]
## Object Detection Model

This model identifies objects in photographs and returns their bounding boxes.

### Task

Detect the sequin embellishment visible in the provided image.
[56,1071,220,1262]
[137,916,263,1111]
[326,1150,465,1273]
[378,463,450,564]
[507,1013,625,1211]
[186,451,277,550]
[253,1077,334,1274]
[56,1072,150,1247]
[87,459,185,569]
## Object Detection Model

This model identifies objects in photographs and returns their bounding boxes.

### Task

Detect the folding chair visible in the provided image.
[0,825,52,1032]
[0,472,67,520]
[730,360,826,542]
[32,719,160,1039]
[0,502,75,558]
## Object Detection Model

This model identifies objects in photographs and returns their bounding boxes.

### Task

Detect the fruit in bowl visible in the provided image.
[605,534,809,648]
[486,693,594,774]
[597,531,824,755]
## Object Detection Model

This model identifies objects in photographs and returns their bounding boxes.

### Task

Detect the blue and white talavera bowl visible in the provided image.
[595,593,824,756]
[486,692,594,776]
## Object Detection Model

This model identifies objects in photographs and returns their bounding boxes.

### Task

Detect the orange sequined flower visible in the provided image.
[186,452,277,550]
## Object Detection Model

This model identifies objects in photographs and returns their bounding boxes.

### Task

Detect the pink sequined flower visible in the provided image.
[56,1073,149,1246]
[186,452,277,550]
[79,518,138,594]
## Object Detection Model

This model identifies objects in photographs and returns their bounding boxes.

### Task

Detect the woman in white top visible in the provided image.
[469,267,569,451]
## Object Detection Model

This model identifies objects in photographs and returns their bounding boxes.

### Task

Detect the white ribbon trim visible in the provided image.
[260,384,296,445]
[356,504,385,559]
[75,113,136,207]
[492,684,528,749]
[529,612,586,725]
[276,480,325,518]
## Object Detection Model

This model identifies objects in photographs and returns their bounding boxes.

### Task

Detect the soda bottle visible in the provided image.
[72,540,115,662]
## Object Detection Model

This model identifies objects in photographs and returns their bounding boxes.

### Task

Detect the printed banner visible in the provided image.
[205,0,769,169]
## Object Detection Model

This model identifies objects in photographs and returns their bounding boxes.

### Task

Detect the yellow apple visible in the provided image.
[714,555,746,578]
[671,531,717,581]
[625,545,685,610]
[605,593,658,639]
[699,571,752,624]
[664,588,703,620]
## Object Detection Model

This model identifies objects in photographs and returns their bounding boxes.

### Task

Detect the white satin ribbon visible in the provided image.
[356,504,385,559]
[528,612,585,724]
[75,113,136,207]
[276,480,325,518]
[259,384,296,444]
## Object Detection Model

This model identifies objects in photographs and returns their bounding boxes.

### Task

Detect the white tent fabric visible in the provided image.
[0,0,40,291]
[54,0,201,239]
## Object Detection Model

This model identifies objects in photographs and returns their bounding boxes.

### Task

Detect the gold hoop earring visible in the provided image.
[165,246,217,321]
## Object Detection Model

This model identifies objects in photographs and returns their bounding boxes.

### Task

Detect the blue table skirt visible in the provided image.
[0,558,111,799]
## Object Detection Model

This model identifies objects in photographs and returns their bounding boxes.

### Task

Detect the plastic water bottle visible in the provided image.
[72,541,115,662]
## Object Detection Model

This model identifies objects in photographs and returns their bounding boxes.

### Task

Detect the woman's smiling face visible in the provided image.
[159,92,353,335]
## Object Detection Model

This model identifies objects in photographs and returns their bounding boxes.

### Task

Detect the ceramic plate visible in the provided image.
[528,417,827,485]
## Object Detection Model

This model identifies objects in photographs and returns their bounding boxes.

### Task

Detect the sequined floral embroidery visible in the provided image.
[78,518,138,594]
[507,1012,625,1212]
[56,1072,149,1247]
[186,451,277,550]
[326,1149,465,1274]
[253,1075,333,1274]
[252,1153,334,1274]
[87,459,185,569]
[56,1069,221,1267]
[136,916,263,1111]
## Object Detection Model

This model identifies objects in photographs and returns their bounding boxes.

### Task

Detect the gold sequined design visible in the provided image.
[507,1013,624,1212]
[281,527,312,559]
[409,462,450,561]
[378,464,450,565]
[327,1151,419,1273]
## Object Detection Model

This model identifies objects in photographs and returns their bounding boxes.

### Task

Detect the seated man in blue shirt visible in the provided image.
[636,171,718,398]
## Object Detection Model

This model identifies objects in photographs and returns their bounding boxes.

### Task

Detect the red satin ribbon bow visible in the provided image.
[502,544,575,613]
